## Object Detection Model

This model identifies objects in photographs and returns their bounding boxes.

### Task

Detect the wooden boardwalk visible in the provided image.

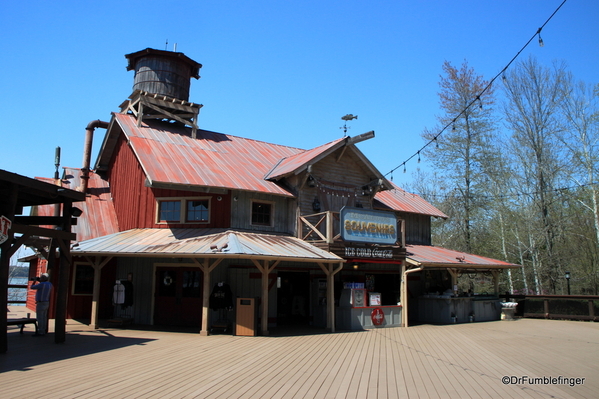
[1,307,598,398]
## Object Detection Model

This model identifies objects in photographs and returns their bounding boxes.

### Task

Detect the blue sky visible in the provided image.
[1,0,596,189]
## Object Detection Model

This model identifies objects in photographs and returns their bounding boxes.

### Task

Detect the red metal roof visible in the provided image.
[406,244,520,269]
[36,169,119,242]
[115,113,301,197]
[374,182,447,218]
[264,138,347,180]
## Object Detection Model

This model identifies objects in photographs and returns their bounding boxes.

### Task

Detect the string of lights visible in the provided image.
[385,0,568,180]
[398,180,597,201]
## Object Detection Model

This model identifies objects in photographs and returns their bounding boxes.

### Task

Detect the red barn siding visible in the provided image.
[108,133,231,231]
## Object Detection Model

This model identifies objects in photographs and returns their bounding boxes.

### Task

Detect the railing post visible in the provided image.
[589,300,595,321]
[544,299,549,319]
[326,211,333,244]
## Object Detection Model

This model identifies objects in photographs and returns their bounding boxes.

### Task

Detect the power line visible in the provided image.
[406,180,597,201]
[386,0,568,179]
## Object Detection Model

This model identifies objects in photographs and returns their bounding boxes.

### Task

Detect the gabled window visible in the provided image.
[157,197,211,224]
[251,200,273,226]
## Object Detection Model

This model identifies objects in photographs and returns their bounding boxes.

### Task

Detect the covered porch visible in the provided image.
[71,228,345,335]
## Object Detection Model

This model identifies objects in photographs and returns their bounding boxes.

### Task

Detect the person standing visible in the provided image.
[30,273,53,336]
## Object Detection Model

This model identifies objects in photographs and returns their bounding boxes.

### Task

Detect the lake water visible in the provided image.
[8,277,28,305]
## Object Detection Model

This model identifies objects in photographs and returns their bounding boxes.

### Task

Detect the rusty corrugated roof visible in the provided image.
[374,182,447,218]
[72,228,344,263]
[264,138,346,180]
[36,168,119,242]
[406,244,520,269]
[115,113,301,197]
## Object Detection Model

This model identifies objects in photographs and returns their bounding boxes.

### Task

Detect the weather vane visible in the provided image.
[340,114,358,136]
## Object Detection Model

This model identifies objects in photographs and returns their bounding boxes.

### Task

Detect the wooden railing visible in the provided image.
[8,284,28,305]
[500,294,599,322]
[298,211,341,244]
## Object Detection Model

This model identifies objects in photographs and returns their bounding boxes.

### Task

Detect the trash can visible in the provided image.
[235,298,257,336]
[501,302,518,320]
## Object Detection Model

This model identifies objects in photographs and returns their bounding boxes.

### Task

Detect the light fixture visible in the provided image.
[537,28,544,47]
[565,271,571,295]
[312,197,321,212]
[353,263,359,270]
[307,175,316,188]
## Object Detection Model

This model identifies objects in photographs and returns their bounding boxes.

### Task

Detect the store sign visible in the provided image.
[344,246,394,259]
[340,207,397,245]
[0,215,11,245]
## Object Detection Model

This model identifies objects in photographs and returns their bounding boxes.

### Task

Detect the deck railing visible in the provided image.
[500,294,599,322]
[8,284,28,305]
[298,211,341,244]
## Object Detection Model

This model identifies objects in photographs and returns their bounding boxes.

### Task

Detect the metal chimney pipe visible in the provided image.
[81,120,109,193]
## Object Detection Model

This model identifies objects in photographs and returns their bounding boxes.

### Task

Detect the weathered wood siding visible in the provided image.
[108,133,231,231]
[229,190,291,234]
[399,212,431,245]
[294,147,378,218]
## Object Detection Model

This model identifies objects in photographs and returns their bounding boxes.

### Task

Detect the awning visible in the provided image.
[72,228,344,263]
[406,244,521,271]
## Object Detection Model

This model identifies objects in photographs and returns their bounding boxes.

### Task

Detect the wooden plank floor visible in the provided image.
[2,307,597,398]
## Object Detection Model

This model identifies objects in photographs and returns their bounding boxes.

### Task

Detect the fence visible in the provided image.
[500,294,599,322]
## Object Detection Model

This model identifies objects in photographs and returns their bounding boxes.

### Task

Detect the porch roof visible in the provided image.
[71,228,344,263]
[406,244,521,270]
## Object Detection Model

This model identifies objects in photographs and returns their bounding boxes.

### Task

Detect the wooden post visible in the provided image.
[492,271,500,295]
[55,201,73,344]
[317,262,343,332]
[87,256,112,329]
[193,258,222,336]
[326,211,333,244]
[252,259,279,336]
[0,183,18,353]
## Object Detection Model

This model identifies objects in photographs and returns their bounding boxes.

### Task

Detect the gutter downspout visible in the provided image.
[401,264,424,327]
[81,120,109,193]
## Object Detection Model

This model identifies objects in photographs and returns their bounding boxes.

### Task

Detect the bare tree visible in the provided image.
[502,56,569,293]
[422,60,498,253]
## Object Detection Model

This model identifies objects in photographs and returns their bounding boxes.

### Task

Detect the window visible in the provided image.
[187,200,209,222]
[251,201,273,226]
[159,200,181,222]
[73,264,94,295]
[157,197,211,224]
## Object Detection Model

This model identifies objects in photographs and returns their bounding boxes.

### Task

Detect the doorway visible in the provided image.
[277,271,310,326]
[154,267,203,327]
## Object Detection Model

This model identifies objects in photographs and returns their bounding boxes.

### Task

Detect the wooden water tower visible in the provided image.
[120,48,203,137]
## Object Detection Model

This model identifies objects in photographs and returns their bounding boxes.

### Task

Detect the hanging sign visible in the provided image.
[0,215,11,245]
[340,207,397,245]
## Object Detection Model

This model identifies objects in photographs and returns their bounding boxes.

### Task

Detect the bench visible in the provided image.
[7,318,38,334]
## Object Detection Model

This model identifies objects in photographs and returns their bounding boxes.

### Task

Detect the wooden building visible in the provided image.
[26,48,519,335]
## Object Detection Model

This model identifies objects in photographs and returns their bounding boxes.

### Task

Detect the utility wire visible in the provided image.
[405,180,596,201]
[385,0,568,178]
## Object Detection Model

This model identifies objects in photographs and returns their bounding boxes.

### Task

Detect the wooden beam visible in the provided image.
[12,224,76,242]
[14,216,78,226]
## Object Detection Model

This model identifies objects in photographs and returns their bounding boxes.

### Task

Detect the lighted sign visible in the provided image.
[340,207,397,245]
[0,215,11,245]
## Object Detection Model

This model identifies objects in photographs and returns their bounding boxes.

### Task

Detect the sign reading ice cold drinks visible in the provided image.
[340,207,397,245]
